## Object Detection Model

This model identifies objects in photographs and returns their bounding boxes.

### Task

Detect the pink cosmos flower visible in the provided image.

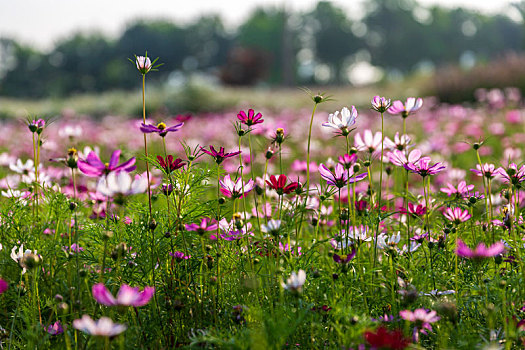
[470,163,496,179]
[319,163,367,188]
[73,315,126,337]
[399,308,440,334]
[404,158,446,177]
[371,96,391,113]
[456,239,505,259]
[388,97,423,117]
[0,278,8,294]
[220,174,255,199]
[399,203,426,218]
[355,130,383,153]
[78,150,136,178]
[338,153,358,168]
[92,283,154,307]
[266,174,299,195]
[440,181,474,198]
[387,149,428,167]
[384,132,412,151]
[47,321,64,336]
[135,56,152,74]
[495,163,525,186]
[200,145,241,165]
[443,207,471,224]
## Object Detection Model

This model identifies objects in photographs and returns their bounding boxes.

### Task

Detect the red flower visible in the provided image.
[157,155,185,174]
[364,326,410,350]
[266,175,299,195]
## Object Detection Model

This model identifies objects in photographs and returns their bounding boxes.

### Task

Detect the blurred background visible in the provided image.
[1,0,525,116]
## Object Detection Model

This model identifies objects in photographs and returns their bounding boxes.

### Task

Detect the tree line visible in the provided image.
[0,0,523,98]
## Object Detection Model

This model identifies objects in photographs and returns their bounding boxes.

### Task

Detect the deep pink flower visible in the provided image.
[157,155,185,173]
[200,145,241,165]
[338,153,358,168]
[78,150,136,177]
[364,326,411,350]
[220,174,254,199]
[495,163,525,186]
[443,207,471,224]
[399,203,426,217]
[388,97,423,117]
[333,248,356,264]
[266,175,299,195]
[456,239,505,259]
[170,251,191,260]
[237,109,264,126]
[92,283,154,307]
[186,218,218,234]
[140,121,183,137]
[0,278,8,294]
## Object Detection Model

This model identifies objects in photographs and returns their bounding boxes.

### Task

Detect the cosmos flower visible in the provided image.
[399,308,440,334]
[0,278,8,294]
[319,163,367,188]
[338,153,358,169]
[237,109,264,126]
[364,326,411,350]
[495,163,525,186]
[399,203,426,218]
[322,106,357,136]
[443,207,471,224]
[261,219,282,236]
[282,270,306,293]
[220,174,255,199]
[333,248,356,264]
[266,174,299,195]
[388,149,428,167]
[456,239,505,259]
[384,133,412,151]
[78,150,136,178]
[371,96,392,113]
[73,315,127,337]
[92,283,154,307]
[470,163,496,179]
[440,181,474,198]
[157,155,185,174]
[135,56,152,74]
[11,245,41,274]
[186,218,218,235]
[96,172,147,198]
[169,251,191,261]
[355,130,383,153]
[140,121,184,137]
[388,97,423,117]
[47,321,64,336]
[404,158,446,177]
[200,145,241,165]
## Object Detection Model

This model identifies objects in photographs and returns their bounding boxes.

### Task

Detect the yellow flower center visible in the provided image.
[157,122,167,130]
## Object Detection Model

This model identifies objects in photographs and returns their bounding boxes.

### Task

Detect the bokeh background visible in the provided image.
[1,0,524,116]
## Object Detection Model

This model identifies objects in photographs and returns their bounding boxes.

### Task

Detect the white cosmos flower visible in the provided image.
[354,130,383,153]
[59,125,83,138]
[322,106,357,133]
[10,159,40,174]
[96,172,147,197]
[282,270,306,292]
[11,244,39,274]
[73,315,127,337]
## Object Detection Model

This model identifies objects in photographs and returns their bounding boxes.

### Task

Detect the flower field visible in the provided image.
[1,58,525,349]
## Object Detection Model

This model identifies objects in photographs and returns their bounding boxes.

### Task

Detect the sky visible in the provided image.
[1,0,519,51]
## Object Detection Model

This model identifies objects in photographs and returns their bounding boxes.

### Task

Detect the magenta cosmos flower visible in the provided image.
[371,96,391,113]
[220,174,255,199]
[73,315,126,337]
[92,283,154,307]
[456,239,505,259]
[140,121,184,137]
[443,207,471,224]
[495,163,525,186]
[440,181,474,198]
[78,150,136,177]
[388,97,423,117]
[0,278,7,294]
[237,109,264,126]
[157,155,185,173]
[404,158,446,177]
[399,308,440,334]
[318,163,367,188]
[200,145,241,165]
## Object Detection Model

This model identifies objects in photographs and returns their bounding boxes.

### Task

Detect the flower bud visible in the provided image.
[363,160,371,167]
[149,219,157,231]
[265,148,274,160]
[472,143,481,150]
[69,201,78,211]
